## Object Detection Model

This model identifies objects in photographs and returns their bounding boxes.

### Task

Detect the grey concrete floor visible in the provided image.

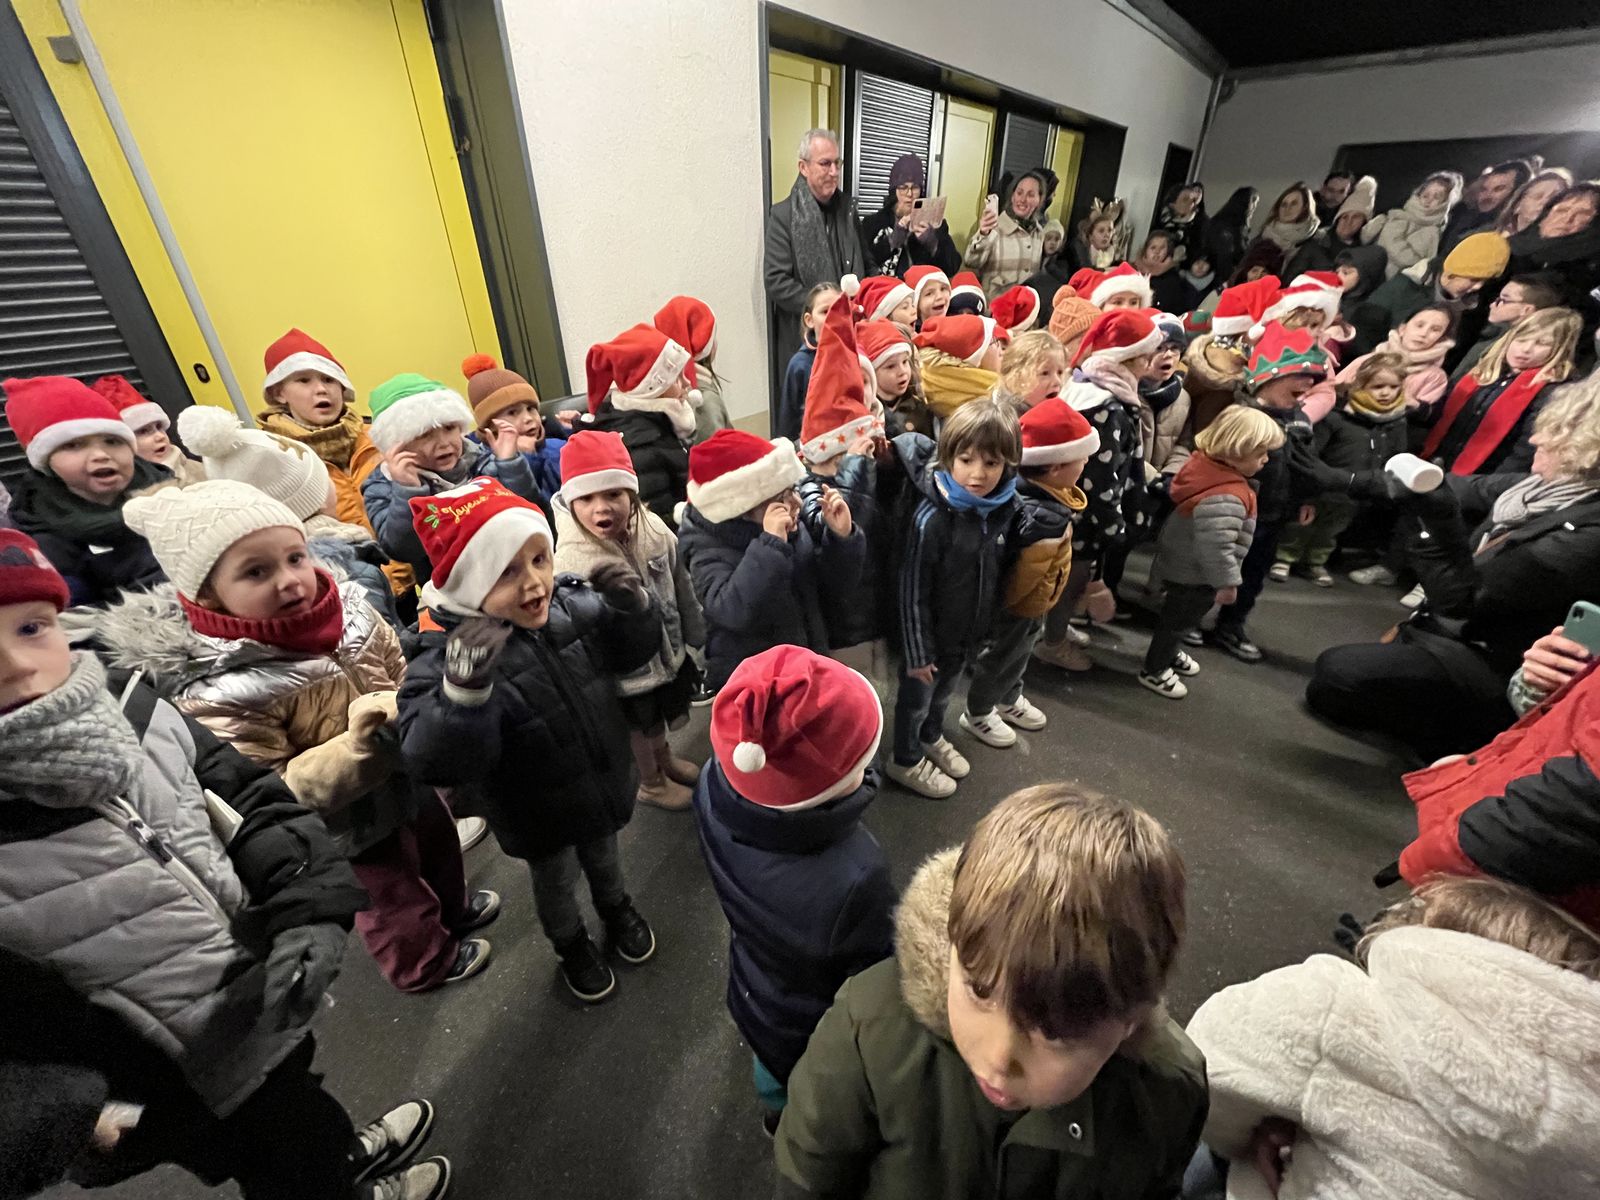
[45,563,1421,1200]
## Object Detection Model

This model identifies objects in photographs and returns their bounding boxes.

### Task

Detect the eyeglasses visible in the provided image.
[896,184,919,195]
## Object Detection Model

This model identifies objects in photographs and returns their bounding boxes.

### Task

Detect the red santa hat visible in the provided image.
[904,265,950,308]
[948,271,986,302]
[711,644,883,809]
[991,285,1041,332]
[261,328,354,406]
[3,375,136,472]
[687,428,805,523]
[653,295,717,388]
[914,315,1007,366]
[1067,267,1103,295]
[410,477,552,617]
[92,374,167,433]
[1210,275,1282,338]
[1019,396,1101,466]
[559,429,638,505]
[585,324,698,437]
[843,273,913,323]
[1253,271,1342,338]
[800,293,884,465]
[1089,262,1154,309]
[1070,309,1161,370]
[856,320,913,370]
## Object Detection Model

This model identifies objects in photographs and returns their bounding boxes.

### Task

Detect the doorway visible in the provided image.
[1152,142,1194,230]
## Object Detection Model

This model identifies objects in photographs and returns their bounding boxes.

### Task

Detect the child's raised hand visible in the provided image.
[515,432,544,455]
[1215,586,1238,606]
[484,419,522,461]
[555,409,581,428]
[385,446,422,487]
[445,617,514,696]
[821,486,853,537]
[762,500,795,539]
[847,432,876,457]
[589,560,650,612]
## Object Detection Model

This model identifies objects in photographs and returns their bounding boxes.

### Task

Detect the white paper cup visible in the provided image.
[1385,452,1443,494]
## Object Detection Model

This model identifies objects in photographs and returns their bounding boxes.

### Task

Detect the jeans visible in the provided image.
[1217,520,1282,634]
[1276,494,1357,567]
[528,833,628,947]
[1144,583,1217,675]
[892,657,966,765]
[1042,558,1094,642]
[966,612,1044,715]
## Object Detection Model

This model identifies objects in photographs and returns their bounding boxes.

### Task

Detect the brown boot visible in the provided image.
[632,731,691,811]
[655,736,702,788]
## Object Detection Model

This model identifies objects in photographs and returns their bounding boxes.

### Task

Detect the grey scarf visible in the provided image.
[788,174,851,291]
[1483,475,1600,548]
[0,652,143,809]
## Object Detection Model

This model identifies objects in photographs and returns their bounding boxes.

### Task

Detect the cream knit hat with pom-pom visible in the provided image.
[124,479,303,599]
[177,404,332,520]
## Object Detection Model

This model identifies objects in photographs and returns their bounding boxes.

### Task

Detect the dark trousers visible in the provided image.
[528,833,628,947]
[350,790,467,992]
[1144,584,1217,675]
[966,612,1044,715]
[1217,520,1282,634]
[892,657,966,765]
[1307,639,1516,762]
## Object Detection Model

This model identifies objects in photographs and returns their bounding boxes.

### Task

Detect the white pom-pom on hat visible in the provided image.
[686,388,704,410]
[731,741,767,773]
[841,273,861,298]
[176,403,248,457]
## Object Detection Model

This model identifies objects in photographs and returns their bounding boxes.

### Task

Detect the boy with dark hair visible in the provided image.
[1449,272,1564,384]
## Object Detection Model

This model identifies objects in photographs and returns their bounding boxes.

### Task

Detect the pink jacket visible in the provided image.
[1298,318,1356,424]
[1334,330,1455,415]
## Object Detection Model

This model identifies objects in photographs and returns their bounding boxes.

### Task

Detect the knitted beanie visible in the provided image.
[1443,232,1512,280]
[123,480,303,599]
[1336,176,1378,222]
[93,375,167,433]
[0,530,69,611]
[177,405,332,520]
[368,373,475,455]
[1048,288,1099,346]
[3,376,135,472]
[410,478,551,615]
[461,354,540,428]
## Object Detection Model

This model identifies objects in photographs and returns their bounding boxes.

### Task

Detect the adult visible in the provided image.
[859,153,960,280]
[963,169,1049,296]
[1153,181,1207,265]
[1203,187,1257,284]
[764,129,866,325]
[1350,232,1510,356]
[1496,168,1574,238]
[1440,160,1533,255]
[1306,379,1600,761]
[1134,231,1193,314]
[1362,172,1459,279]
[1285,176,1376,278]
[1313,170,1356,227]
[1504,182,1600,335]
[1253,182,1320,254]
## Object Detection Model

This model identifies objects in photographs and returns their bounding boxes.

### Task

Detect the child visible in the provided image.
[585,324,695,524]
[461,354,566,500]
[776,282,842,441]
[3,375,166,606]
[913,314,1007,419]
[858,319,932,438]
[111,480,496,993]
[960,398,1095,744]
[360,371,541,580]
[846,273,917,325]
[990,284,1041,333]
[1137,312,1193,480]
[1255,271,1353,422]
[1274,352,1408,587]
[1361,170,1460,279]
[1335,304,1454,417]
[1449,273,1563,385]
[906,264,950,326]
[677,428,863,690]
[1181,275,1281,435]
[1187,877,1600,1199]
[991,329,1066,411]
[396,479,661,1004]
[775,785,1206,1197]
[1144,407,1284,697]
[1422,306,1581,476]
[93,374,205,485]
[691,645,894,1135]
[655,294,733,442]
[0,529,449,1198]
[1071,262,1155,311]
[945,270,988,317]
[887,399,1022,798]
[553,430,704,812]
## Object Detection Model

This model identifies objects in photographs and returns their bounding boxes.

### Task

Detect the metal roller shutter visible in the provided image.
[0,87,145,483]
[997,114,1051,186]
[852,73,933,220]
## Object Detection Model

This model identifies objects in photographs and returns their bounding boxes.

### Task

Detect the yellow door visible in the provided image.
[768,50,840,204]
[13,0,498,415]
[934,97,996,248]
[1049,129,1084,227]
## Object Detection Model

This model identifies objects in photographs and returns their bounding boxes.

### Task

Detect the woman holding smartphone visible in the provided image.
[861,154,960,280]
[963,169,1051,297]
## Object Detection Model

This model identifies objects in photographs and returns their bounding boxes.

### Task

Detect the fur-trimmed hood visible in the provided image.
[894,848,960,1038]
[1184,334,1247,392]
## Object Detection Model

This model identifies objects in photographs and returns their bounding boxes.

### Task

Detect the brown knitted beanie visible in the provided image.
[462,353,540,426]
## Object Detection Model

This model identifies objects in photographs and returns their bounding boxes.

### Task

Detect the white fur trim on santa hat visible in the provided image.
[1255,280,1340,336]
[950,280,985,300]
[1021,426,1101,466]
[559,466,639,506]
[868,281,913,321]
[611,388,698,439]
[1082,326,1162,367]
[910,270,949,303]
[418,505,552,617]
[841,274,861,298]
[24,417,136,473]
[1089,272,1154,309]
[800,413,880,466]
[1210,312,1255,338]
[778,671,883,813]
[368,388,476,455]
[688,437,806,523]
[962,317,1001,366]
[118,401,169,433]
[618,338,691,404]
[261,351,354,402]
[867,341,912,369]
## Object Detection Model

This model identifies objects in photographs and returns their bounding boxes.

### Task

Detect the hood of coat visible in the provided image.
[701,759,879,854]
[1402,191,1450,224]
[1060,377,1113,414]
[1169,453,1253,514]
[302,513,374,545]
[895,848,961,1038]
[1184,334,1247,391]
[1338,244,1389,304]
[677,500,766,552]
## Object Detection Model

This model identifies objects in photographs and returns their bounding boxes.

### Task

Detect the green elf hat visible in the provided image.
[1245,322,1328,389]
[368,372,476,454]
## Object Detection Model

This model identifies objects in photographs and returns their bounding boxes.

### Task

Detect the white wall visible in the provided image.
[1202,43,1600,223]
[500,0,1211,419]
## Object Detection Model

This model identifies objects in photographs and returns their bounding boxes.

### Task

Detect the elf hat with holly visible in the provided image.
[991,285,1041,332]
[367,373,475,455]
[904,265,949,309]
[461,354,540,428]
[711,643,882,810]
[261,328,354,407]
[410,477,552,616]
[1089,262,1154,309]
[687,428,805,523]
[585,324,699,437]
[1244,321,1329,388]
[1069,309,1161,370]
[857,319,913,370]
[842,273,913,323]
[1210,275,1282,339]
[914,315,1007,366]
[801,292,882,465]
[1019,396,1100,466]
[93,374,167,433]
[2,375,135,472]
[559,429,638,505]
[1253,271,1342,338]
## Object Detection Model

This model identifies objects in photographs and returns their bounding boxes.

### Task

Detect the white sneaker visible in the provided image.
[1138,669,1189,699]
[1063,623,1091,647]
[1400,584,1426,609]
[371,1156,451,1200]
[1349,564,1398,586]
[1171,650,1201,677]
[921,736,970,778]
[1268,561,1291,582]
[454,816,488,852]
[886,756,957,799]
[997,695,1047,730]
[959,709,1017,748]
[353,1100,436,1183]
[1033,638,1094,671]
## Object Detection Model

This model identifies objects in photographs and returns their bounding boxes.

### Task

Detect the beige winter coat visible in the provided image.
[964,211,1047,296]
[1138,383,1193,480]
[1362,192,1449,279]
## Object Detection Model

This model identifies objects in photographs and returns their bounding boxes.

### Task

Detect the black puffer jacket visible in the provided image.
[584,402,688,527]
[677,504,865,690]
[1241,393,1321,527]
[895,434,1016,667]
[396,580,661,861]
[797,453,907,649]
[8,462,169,608]
[1312,404,1410,475]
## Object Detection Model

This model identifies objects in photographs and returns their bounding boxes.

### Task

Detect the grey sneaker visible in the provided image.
[1349,564,1398,586]
[371,1156,451,1200]
[353,1100,435,1183]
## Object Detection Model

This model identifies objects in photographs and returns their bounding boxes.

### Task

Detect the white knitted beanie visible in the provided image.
[124,479,303,598]
[177,405,332,520]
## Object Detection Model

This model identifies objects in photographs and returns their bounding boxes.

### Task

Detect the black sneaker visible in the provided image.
[443,938,491,984]
[1213,627,1264,663]
[605,902,657,964]
[556,933,616,1002]
[689,682,718,707]
[352,1099,435,1183]
[455,889,501,933]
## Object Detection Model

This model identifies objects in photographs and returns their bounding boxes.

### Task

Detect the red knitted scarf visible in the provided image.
[1422,370,1548,475]
[181,569,345,656]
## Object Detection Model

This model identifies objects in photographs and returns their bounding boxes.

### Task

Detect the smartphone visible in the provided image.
[911,195,947,227]
[983,193,1000,220]
[1564,600,1600,656]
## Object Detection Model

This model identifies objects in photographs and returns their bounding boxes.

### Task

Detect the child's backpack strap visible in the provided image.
[114,668,158,742]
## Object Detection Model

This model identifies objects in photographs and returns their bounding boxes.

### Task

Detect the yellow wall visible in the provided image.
[767,49,839,203]
[11,0,498,415]
[936,98,996,247]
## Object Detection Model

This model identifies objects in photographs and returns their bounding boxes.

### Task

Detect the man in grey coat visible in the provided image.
[764,129,867,323]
